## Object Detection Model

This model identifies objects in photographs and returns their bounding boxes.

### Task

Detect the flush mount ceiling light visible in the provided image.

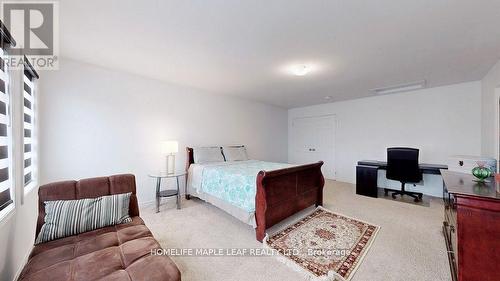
[292,64,311,76]
[280,62,322,77]
[372,80,427,95]
[324,96,332,100]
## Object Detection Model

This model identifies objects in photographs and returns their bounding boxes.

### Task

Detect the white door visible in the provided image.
[497,87,500,171]
[290,115,335,179]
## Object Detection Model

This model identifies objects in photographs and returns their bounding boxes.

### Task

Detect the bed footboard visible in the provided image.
[255,161,325,242]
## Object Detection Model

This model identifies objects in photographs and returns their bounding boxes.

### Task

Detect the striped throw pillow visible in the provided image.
[36,192,132,244]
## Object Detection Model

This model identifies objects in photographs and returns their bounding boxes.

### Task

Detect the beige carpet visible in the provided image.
[141,180,451,281]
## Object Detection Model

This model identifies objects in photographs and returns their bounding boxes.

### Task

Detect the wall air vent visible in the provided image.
[372,80,427,95]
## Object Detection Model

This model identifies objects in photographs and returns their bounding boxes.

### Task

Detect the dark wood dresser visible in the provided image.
[441,170,500,281]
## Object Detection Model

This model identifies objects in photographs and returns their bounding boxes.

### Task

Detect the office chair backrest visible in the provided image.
[386,147,423,183]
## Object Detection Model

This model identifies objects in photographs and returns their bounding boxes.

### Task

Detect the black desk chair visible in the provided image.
[384,147,423,202]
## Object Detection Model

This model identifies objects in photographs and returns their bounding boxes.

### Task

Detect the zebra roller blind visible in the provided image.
[23,58,38,188]
[0,47,12,211]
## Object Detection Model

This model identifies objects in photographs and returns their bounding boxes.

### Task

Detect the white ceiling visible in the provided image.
[59,0,500,108]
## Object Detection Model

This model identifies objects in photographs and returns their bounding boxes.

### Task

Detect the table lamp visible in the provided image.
[161,140,178,175]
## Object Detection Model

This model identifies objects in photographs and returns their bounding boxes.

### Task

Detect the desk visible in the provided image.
[356,160,447,198]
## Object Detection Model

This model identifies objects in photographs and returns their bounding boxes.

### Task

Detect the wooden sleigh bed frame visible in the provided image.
[185,147,325,242]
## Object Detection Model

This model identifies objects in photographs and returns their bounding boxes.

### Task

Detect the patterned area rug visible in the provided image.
[264,207,379,281]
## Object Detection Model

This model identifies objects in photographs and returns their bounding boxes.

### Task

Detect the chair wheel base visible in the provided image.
[384,186,423,202]
[413,194,423,202]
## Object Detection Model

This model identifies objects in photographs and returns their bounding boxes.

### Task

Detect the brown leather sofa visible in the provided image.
[18,174,181,281]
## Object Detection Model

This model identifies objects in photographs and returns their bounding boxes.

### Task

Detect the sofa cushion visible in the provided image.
[19,217,181,281]
[36,192,133,244]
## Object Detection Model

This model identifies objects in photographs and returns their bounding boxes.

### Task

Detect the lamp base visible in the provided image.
[166,154,175,175]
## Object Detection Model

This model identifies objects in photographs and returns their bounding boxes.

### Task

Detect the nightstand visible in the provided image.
[148,172,187,212]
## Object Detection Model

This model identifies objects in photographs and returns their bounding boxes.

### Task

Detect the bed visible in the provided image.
[185,147,325,242]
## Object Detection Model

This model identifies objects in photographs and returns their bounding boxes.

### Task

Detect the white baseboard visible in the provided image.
[139,190,188,210]
[13,245,33,281]
[139,200,155,209]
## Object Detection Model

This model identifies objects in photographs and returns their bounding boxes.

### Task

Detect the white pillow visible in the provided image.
[222,146,249,161]
[193,147,225,163]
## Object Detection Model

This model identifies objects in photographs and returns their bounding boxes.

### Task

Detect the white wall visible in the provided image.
[38,59,288,204]
[481,59,500,158]
[289,82,482,186]
[0,192,38,280]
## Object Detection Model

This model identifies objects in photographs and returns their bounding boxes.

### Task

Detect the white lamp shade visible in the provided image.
[161,140,179,154]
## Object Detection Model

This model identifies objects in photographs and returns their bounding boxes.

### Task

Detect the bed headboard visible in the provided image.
[186,147,194,172]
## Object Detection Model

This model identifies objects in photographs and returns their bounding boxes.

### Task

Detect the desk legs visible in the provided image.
[356,165,379,198]
[155,177,162,213]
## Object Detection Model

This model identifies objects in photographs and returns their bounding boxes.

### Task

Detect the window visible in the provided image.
[0,21,40,220]
[23,58,38,191]
[0,47,13,213]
